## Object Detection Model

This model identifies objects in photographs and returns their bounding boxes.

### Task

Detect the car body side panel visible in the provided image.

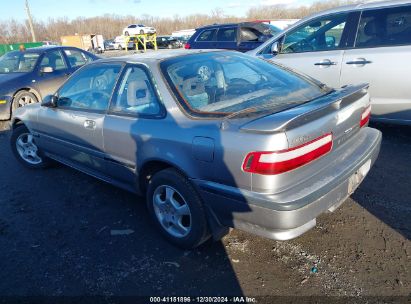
[341,45,411,124]
[267,50,345,88]
[34,107,106,173]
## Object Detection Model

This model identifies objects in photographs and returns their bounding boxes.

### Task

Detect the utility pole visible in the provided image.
[25,0,36,42]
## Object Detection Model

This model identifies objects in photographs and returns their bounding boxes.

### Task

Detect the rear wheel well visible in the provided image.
[139,161,187,194]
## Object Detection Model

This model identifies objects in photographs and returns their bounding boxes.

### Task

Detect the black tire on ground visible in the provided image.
[10,125,51,169]
[12,91,38,114]
[140,30,144,35]
[146,168,211,249]
[125,31,129,36]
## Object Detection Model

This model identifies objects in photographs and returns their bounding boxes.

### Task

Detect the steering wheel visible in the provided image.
[93,75,110,91]
[297,38,315,51]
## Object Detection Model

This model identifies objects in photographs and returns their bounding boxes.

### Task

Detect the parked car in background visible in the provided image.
[113,36,135,50]
[0,46,98,120]
[250,0,411,125]
[10,50,381,249]
[42,41,59,46]
[156,36,181,49]
[104,39,116,51]
[175,36,190,48]
[123,24,156,36]
[185,22,281,52]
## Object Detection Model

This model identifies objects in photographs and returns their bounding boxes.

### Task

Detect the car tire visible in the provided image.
[140,30,144,35]
[11,125,51,169]
[146,168,210,249]
[12,91,38,113]
[125,31,129,36]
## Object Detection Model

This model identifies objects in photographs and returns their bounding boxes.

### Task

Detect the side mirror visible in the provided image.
[41,95,58,108]
[41,66,54,73]
[271,41,280,55]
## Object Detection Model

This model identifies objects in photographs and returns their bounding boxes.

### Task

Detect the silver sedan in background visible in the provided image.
[10,50,381,249]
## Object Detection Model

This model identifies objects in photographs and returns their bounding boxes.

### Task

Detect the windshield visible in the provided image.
[0,51,40,73]
[267,24,281,34]
[161,52,328,117]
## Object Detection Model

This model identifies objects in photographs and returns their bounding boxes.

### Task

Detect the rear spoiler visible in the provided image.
[240,83,369,134]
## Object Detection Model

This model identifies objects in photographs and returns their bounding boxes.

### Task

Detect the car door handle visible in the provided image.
[83,120,96,130]
[346,59,372,65]
[314,59,337,66]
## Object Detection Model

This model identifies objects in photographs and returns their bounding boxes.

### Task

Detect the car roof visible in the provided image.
[21,46,83,53]
[303,0,410,18]
[195,21,272,30]
[97,49,226,64]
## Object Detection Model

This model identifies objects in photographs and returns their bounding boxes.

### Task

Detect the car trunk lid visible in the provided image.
[240,83,370,151]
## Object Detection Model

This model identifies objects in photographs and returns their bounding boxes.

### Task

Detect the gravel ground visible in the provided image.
[0,120,409,302]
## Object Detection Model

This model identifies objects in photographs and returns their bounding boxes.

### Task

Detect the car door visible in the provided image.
[34,49,70,97]
[261,12,355,88]
[34,63,123,174]
[340,4,411,124]
[215,26,238,50]
[191,28,217,49]
[103,64,164,186]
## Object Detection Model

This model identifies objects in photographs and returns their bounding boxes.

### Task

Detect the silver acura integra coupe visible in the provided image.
[10,50,381,249]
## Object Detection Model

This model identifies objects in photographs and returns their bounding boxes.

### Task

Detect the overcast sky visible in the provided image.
[2,0,316,21]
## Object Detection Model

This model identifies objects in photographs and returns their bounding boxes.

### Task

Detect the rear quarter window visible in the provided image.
[355,5,411,48]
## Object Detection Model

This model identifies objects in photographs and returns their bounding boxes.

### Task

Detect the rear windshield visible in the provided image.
[160,52,328,118]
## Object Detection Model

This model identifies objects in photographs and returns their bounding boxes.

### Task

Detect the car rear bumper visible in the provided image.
[192,127,382,240]
[0,96,12,120]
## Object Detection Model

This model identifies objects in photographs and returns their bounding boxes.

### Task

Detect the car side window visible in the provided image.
[39,50,67,71]
[129,25,136,28]
[240,27,261,42]
[355,5,411,48]
[64,49,92,68]
[282,13,349,53]
[111,66,161,116]
[197,29,217,42]
[57,64,122,111]
[217,27,237,42]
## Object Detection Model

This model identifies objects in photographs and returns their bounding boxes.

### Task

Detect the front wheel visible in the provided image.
[140,30,144,35]
[146,168,210,249]
[12,91,38,113]
[124,31,130,36]
[11,125,50,169]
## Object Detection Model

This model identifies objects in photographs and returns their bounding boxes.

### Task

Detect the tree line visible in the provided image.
[0,0,356,44]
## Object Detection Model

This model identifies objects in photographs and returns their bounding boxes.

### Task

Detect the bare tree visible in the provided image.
[0,0,358,44]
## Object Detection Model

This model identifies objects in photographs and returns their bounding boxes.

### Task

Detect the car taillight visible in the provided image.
[184,43,191,49]
[242,133,333,175]
[360,105,371,128]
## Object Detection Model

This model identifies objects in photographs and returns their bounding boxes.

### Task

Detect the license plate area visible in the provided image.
[348,159,371,194]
